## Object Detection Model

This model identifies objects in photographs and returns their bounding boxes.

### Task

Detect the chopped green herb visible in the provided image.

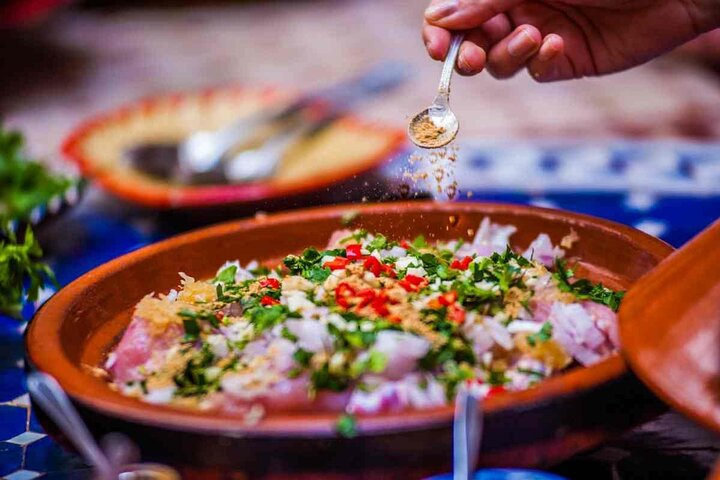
[339,229,368,244]
[281,326,299,342]
[182,317,201,342]
[412,235,428,249]
[336,413,358,438]
[215,265,238,284]
[349,350,388,378]
[293,348,314,367]
[367,234,387,251]
[284,247,341,282]
[526,322,553,347]
[552,259,625,311]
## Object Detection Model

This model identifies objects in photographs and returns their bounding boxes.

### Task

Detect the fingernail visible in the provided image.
[508,28,538,58]
[538,38,560,62]
[425,0,458,21]
[458,52,471,73]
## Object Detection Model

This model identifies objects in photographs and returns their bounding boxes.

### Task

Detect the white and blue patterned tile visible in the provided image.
[3,469,43,480]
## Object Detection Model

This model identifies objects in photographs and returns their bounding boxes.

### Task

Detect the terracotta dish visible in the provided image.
[62,87,405,209]
[26,202,673,477]
[620,218,720,435]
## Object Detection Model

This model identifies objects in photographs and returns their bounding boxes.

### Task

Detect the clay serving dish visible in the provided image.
[61,87,405,210]
[620,218,720,435]
[26,202,673,477]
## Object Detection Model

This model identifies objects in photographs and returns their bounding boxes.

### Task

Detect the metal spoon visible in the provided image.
[408,33,464,149]
[453,385,482,480]
[27,372,179,480]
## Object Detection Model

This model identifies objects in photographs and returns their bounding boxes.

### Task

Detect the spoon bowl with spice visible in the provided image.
[409,34,463,149]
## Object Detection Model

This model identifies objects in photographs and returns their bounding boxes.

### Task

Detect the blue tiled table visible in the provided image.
[2,141,719,479]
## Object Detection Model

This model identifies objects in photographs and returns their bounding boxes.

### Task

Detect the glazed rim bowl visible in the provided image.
[26,202,673,473]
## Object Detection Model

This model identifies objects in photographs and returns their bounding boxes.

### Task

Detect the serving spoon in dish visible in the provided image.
[27,372,180,480]
[408,33,464,149]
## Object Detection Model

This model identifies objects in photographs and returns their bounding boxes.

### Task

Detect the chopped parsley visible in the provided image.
[214,265,237,284]
[336,413,358,438]
[553,259,625,311]
[283,247,343,283]
[526,322,553,347]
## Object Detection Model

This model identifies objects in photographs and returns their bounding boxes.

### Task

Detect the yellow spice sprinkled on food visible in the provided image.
[560,229,580,249]
[134,295,185,332]
[515,334,572,370]
[503,286,530,318]
[177,273,217,304]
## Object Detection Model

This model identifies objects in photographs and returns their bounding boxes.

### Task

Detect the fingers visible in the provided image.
[457,41,487,75]
[423,22,451,61]
[424,13,511,76]
[425,0,525,30]
[455,14,510,75]
[486,25,543,79]
[527,34,568,82]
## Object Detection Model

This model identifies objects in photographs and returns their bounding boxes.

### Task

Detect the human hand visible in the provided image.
[422,0,720,81]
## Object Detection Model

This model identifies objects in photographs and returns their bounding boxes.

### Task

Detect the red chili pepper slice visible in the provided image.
[335,282,356,308]
[370,293,390,316]
[259,278,280,289]
[362,256,386,277]
[260,295,280,306]
[400,240,411,249]
[447,303,466,324]
[438,290,458,306]
[323,257,350,271]
[450,256,473,270]
[486,385,506,398]
[356,288,376,308]
[345,244,363,260]
[399,274,428,292]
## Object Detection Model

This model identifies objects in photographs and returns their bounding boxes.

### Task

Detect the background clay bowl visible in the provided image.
[619,218,720,436]
[61,87,406,210]
[26,202,673,478]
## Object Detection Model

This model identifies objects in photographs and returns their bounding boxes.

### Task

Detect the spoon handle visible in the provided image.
[453,386,483,480]
[27,373,115,478]
[438,33,465,96]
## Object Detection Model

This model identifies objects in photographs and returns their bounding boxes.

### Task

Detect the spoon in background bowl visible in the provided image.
[408,33,464,149]
[27,372,180,480]
[126,61,410,184]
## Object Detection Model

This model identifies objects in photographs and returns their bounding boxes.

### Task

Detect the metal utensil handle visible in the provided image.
[439,33,465,95]
[27,373,114,478]
[222,61,409,138]
[453,387,483,480]
[311,61,411,109]
[210,61,410,168]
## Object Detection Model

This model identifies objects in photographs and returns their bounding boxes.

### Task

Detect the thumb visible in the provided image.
[425,0,525,30]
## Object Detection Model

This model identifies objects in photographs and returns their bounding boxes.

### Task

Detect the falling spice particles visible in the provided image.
[400,144,459,200]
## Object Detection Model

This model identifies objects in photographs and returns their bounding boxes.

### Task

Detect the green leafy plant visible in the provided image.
[0,128,73,222]
[0,127,74,318]
[0,226,57,318]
